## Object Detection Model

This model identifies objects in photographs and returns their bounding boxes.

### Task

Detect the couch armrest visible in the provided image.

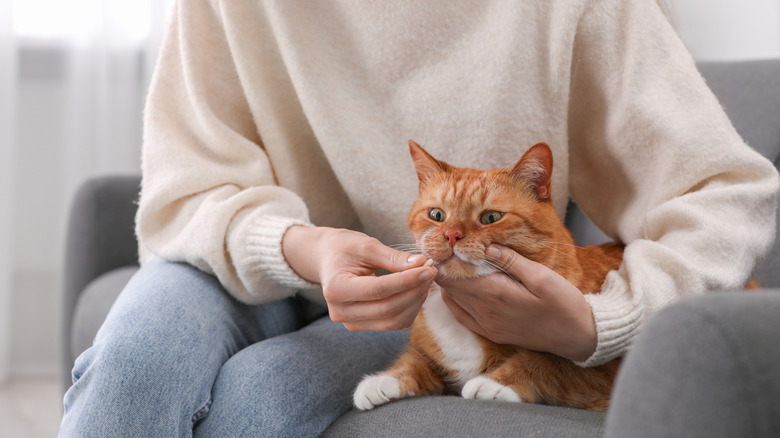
[62,175,141,389]
[605,291,780,438]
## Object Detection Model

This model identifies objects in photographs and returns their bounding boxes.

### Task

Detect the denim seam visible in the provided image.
[192,399,213,424]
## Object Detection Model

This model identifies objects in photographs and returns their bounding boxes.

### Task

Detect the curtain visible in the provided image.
[0,0,173,380]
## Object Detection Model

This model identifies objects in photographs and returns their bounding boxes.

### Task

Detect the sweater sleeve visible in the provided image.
[136,0,318,304]
[567,0,779,366]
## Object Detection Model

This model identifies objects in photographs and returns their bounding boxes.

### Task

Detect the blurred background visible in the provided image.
[0,0,778,436]
[0,0,174,435]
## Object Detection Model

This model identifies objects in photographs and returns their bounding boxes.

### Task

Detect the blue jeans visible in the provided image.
[59,258,408,437]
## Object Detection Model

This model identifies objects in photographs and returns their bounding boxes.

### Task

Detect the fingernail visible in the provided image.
[486,246,501,260]
[418,268,436,282]
[407,255,425,265]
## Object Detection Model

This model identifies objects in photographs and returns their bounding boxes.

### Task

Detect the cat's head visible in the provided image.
[407,140,564,280]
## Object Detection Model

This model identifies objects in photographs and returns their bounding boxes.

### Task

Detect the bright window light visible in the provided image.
[13,0,150,42]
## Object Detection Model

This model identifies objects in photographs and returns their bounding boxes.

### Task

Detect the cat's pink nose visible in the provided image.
[445,229,463,248]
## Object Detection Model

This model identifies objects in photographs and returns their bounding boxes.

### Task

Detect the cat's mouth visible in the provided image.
[434,252,475,268]
[433,255,459,267]
[431,253,490,280]
[426,246,500,279]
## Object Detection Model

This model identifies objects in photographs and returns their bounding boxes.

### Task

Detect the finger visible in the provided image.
[435,274,491,293]
[343,314,416,332]
[323,266,436,304]
[339,266,437,302]
[332,280,429,324]
[359,239,430,273]
[340,287,429,331]
[485,244,549,295]
[485,244,530,275]
[436,273,525,307]
[443,289,520,345]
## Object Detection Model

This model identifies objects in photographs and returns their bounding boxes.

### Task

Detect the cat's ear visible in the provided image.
[510,142,553,200]
[409,140,449,187]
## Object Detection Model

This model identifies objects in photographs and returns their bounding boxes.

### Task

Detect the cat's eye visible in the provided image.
[428,208,447,222]
[479,211,504,225]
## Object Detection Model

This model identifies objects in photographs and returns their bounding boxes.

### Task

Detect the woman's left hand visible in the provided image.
[436,244,597,363]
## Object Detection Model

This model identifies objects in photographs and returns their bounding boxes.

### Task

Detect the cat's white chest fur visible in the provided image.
[422,285,484,390]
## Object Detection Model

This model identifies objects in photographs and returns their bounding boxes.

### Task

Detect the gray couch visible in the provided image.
[63,60,780,437]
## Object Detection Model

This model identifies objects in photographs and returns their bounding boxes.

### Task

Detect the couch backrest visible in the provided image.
[698,60,780,164]
[566,59,780,287]
[699,60,780,287]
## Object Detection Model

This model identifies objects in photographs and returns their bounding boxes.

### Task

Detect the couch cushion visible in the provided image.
[71,266,138,360]
[324,396,605,437]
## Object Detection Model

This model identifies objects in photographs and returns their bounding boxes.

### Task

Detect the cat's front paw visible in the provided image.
[462,376,521,402]
[353,374,403,410]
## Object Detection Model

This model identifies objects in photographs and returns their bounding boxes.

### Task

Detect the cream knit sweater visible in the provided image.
[137,0,779,366]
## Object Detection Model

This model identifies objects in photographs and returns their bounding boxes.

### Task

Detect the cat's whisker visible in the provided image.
[390,244,420,251]
[541,240,596,252]
[483,259,521,283]
[483,260,508,275]
[537,242,577,259]
[392,231,417,240]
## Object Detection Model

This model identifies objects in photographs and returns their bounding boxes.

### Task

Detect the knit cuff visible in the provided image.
[241,214,319,291]
[575,270,645,367]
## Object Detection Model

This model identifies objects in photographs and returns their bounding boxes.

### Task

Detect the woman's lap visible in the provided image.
[60,258,408,437]
[195,317,408,437]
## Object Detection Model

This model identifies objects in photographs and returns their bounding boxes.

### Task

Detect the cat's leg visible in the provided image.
[353,348,445,410]
[474,349,563,406]
[462,375,522,402]
[479,349,617,410]
[353,374,403,410]
[462,351,581,405]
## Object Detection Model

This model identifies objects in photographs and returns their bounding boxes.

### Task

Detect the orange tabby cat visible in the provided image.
[353,140,623,411]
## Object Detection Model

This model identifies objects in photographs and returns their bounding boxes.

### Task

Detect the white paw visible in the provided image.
[462,376,521,402]
[353,374,402,410]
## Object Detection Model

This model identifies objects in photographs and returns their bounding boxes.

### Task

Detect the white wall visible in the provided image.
[669,0,780,61]
[9,74,110,376]
[1,0,17,384]
[6,0,172,378]
[7,55,146,377]
[10,79,67,376]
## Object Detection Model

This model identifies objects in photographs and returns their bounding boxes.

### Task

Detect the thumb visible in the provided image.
[486,244,565,298]
[485,244,533,283]
[368,242,428,273]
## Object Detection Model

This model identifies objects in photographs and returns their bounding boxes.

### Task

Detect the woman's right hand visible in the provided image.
[282,226,437,331]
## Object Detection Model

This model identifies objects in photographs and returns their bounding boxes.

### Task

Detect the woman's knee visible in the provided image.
[62,258,303,436]
[62,331,215,437]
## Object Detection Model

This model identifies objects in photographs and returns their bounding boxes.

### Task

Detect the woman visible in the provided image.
[60,0,778,436]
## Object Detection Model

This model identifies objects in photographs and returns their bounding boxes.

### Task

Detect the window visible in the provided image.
[13,0,152,43]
